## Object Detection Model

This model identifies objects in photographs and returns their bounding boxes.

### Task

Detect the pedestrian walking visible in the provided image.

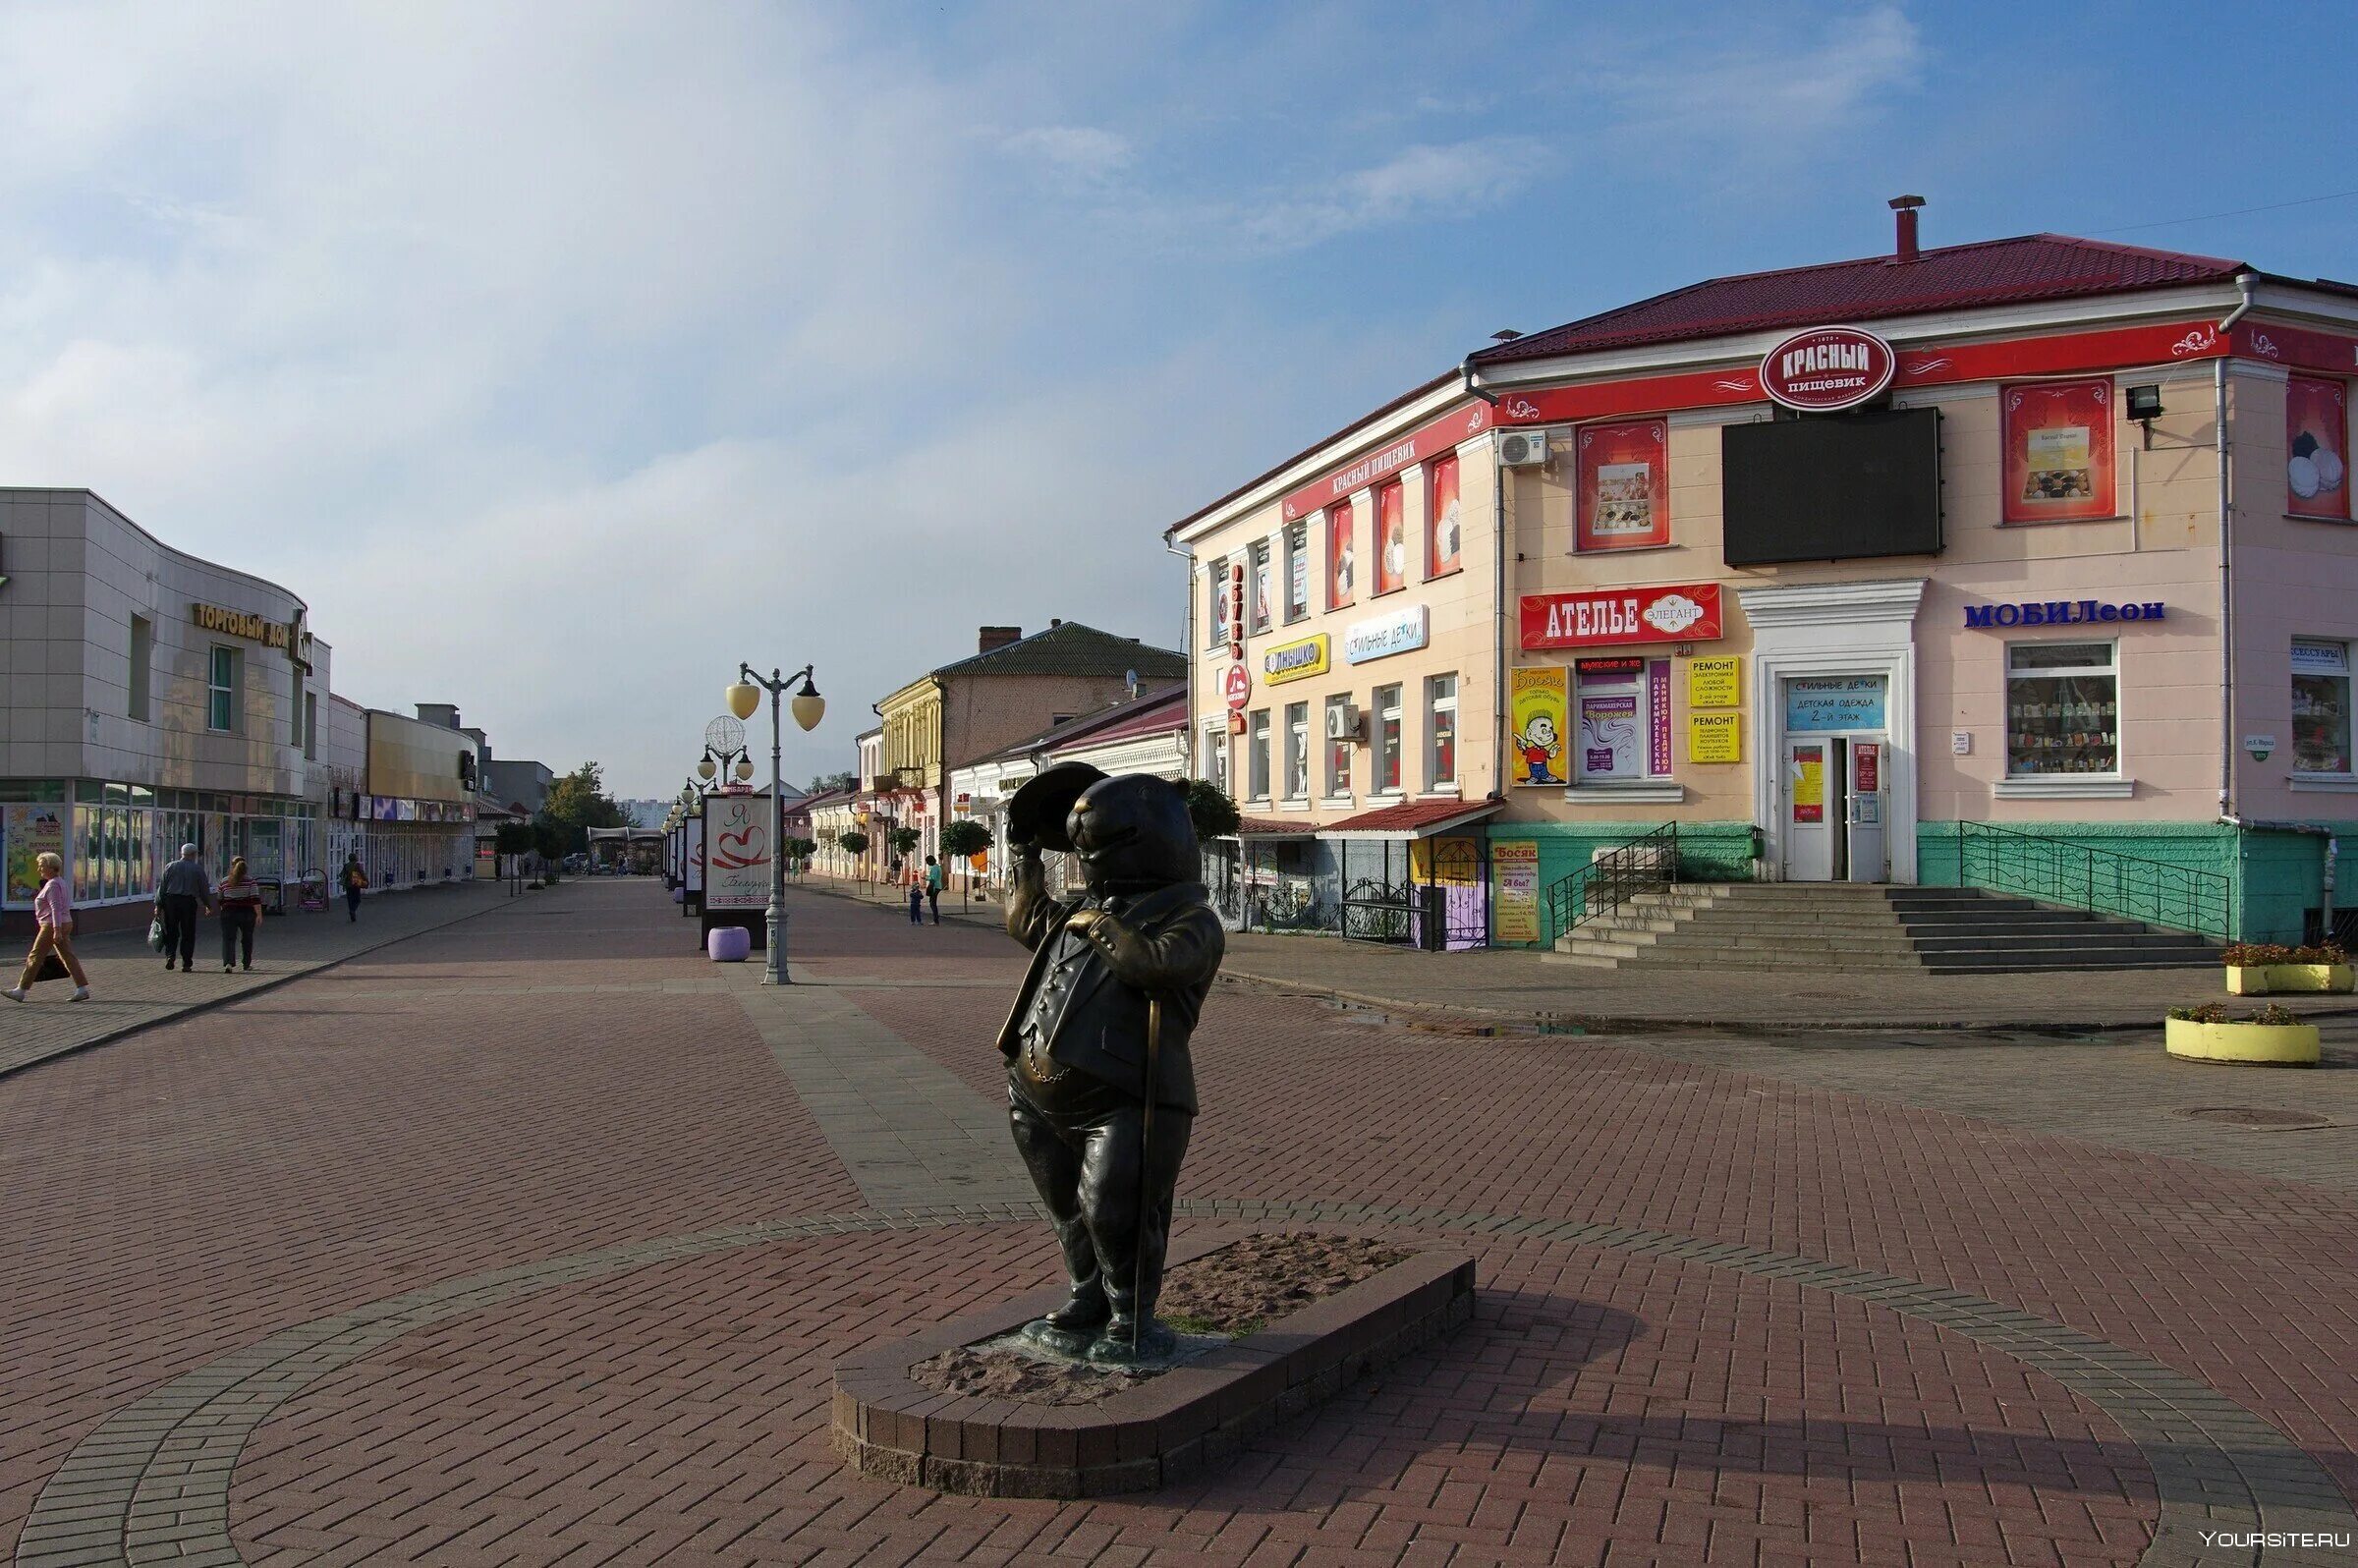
[4,852,91,1003]
[217,856,264,973]
[340,855,367,922]
[924,855,943,924]
[154,844,215,974]
[907,880,925,925]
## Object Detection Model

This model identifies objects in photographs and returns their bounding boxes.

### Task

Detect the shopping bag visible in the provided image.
[149,916,167,951]
[33,950,69,983]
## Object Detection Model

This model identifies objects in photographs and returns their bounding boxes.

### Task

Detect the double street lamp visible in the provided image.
[725,664,824,984]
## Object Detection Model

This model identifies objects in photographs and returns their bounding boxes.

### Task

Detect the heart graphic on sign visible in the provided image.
[712,826,765,869]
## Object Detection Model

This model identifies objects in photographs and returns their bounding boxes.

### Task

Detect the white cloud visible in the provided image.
[998,124,1135,183]
[1156,137,1550,254]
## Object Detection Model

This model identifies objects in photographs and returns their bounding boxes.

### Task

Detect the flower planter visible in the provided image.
[2164,1017,2321,1066]
[2225,963,2355,995]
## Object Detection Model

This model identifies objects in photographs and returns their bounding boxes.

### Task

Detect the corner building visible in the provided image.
[1170,212,2358,946]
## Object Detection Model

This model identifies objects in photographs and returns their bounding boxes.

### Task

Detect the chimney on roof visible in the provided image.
[979,626,1022,653]
[1888,194,1925,263]
[1051,618,1063,629]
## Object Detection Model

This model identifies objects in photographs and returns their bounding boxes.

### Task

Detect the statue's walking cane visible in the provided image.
[1135,994,1162,1356]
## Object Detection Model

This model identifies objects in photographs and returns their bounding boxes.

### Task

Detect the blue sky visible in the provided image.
[0,2,2345,794]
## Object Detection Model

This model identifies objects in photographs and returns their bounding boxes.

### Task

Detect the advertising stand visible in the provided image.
[700,790,769,948]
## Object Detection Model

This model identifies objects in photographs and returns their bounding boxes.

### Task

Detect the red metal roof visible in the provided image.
[1322,797,1502,837]
[1471,234,2247,365]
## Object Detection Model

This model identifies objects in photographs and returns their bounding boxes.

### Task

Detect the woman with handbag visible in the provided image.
[4,852,91,1003]
[217,857,264,973]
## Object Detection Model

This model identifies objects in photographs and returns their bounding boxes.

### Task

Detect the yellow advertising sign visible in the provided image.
[1687,712,1743,763]
[1492,839,1541,943]
[1508,666,1569,787]
[1687,656,1741,709]
[1262,634,1330,686]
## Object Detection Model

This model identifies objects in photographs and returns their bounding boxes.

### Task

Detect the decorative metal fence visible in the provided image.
[1542,823,1680,944]
[1957,820,2228,939]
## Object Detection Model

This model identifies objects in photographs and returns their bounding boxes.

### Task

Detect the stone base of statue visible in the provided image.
[829,1234,1475,1498]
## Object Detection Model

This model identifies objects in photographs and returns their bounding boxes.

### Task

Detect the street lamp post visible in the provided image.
[725,664,824,984]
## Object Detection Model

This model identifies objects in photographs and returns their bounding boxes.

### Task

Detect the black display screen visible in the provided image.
[1721,407,1942,566]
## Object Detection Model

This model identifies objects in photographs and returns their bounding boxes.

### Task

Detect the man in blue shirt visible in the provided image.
[153,845,215,973]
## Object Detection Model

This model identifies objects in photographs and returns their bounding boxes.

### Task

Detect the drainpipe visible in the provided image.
[1163,532,1196,780]
[1464,360,1509,805]
[2215,273,2255,819]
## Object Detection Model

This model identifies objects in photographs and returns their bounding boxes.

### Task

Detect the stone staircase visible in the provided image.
[1546,882,2219,974]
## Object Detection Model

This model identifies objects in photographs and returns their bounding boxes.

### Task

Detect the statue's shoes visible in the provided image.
[1084,1319,1178,1366]
[1017,1317,1097,1359]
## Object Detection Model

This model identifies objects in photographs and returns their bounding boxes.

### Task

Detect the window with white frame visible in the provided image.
[2005,642,2118,776]
[1323,695,1352,797]
[1249,539,1272,635]
[207,645,239,733]
[1426,674,1458,790]
[1373,684,1403,794]
[1201,724,1229,790]
[1247,708,1271,801]
[2292,639,2352,775]
[1283,701,1309,799]
[1283,522,1310,622]
[1206,558,1229,648]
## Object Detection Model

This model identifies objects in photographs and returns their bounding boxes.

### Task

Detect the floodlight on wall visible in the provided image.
[2126,384,2163,449]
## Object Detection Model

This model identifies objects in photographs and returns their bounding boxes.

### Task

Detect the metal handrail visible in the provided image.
[1957,820,2228,939]
[1544,823,1680,942]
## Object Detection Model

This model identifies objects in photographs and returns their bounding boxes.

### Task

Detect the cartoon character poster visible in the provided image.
[4,805,67,906]
[2286,375,2350,521]
[2001,378,2115,523]
[1428,452,1462,576]
[1326,501,1355,608]
[1576,420,1670,551]
[1375,479,1406,595]
[1509,666,1568,786]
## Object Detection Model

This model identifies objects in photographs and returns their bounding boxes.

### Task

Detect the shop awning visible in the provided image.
[1226,814,1319,842]
[1319,796,1502,842]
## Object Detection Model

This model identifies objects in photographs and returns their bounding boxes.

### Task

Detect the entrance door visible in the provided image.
[1783,738,1835,881]
[1844,739,1886,884]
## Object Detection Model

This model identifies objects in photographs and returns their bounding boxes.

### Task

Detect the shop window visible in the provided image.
[1427,674,1458,790]
[1326,502,1355,610]
[1283,700,1309,800]
[1199,724,1228,790]
[2005,642,2118,776]
[1374,684,1403,794]
[2292,639,2352,775]
[1374,479,1407,595]
[128,616,152,723]
[1206,557,1230,648]
[1246,709,1271,802]
[1428,452,1462,578]
[1283,522,1310,623]
[1575,655,1651,782]
[1323,695,1352,798]
[1249,539,1272,636]
[207,646,239,734]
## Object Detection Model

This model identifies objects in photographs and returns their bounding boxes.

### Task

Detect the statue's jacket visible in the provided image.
[997,880,1224,1114]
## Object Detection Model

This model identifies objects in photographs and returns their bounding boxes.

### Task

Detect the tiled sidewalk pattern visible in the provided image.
[6,881,2358,1564]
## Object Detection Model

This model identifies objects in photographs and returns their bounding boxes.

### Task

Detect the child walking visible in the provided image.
[5,852,91,1003]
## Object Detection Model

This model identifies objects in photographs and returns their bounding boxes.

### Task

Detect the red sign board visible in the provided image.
[1280,403,1494,522]
[1854,741,1881,794]
[1222,661,1252,710]
[1521,584,1723,650]
[1760,325,1896,413]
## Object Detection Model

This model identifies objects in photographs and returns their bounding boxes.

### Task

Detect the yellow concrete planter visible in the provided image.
[2224,963,2356,994]
[2164,1017,2322,1066]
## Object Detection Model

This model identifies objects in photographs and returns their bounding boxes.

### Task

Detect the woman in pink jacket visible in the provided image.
[5,852,92,1003]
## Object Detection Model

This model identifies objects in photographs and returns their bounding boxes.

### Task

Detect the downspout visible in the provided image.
[2213,273,2257,919]
[1163,532,1196,780]
[1462,359,1509,809]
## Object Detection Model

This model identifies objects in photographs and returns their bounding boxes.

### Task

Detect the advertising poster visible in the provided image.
[1492,840,1541,944]
[1428,452,1462,575]
[702,793,772,912]
[1783,676,1888,733]
[1577,692,1641,781]
[1791,746,1825,823]
[1326,501,1356,607]
[1688,712,1743,763]
[1687,656,1740,708]
[1648,660,1672,775]
[1508,666,1569,786]
[1375,479,1407,595]
[1575,420,1670,551]
[5,805,67,906]
[2000,379,2115,523]
[2286,374,2350,520]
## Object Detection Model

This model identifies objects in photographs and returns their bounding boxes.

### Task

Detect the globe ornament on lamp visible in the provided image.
[725,682,761,722]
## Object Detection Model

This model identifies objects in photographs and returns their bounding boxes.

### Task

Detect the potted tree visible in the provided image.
[939,818,992,908]
[2165,1002,2323,1066]
[2221,942,2353,995]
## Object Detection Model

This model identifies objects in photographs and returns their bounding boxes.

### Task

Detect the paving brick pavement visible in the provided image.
[7,881,2358,1565]
[0,880,534,1079]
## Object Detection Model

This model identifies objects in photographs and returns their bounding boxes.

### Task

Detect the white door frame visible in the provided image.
[1738,579,1926,885]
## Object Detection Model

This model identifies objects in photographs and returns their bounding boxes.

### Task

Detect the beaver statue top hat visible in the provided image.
[1005,761,1106,854]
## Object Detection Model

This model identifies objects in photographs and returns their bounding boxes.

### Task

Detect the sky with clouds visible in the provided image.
[1,1,2348,796]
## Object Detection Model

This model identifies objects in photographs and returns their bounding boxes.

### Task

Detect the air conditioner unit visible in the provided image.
[1324,703,1362,742]
[1497,428,1551,467]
